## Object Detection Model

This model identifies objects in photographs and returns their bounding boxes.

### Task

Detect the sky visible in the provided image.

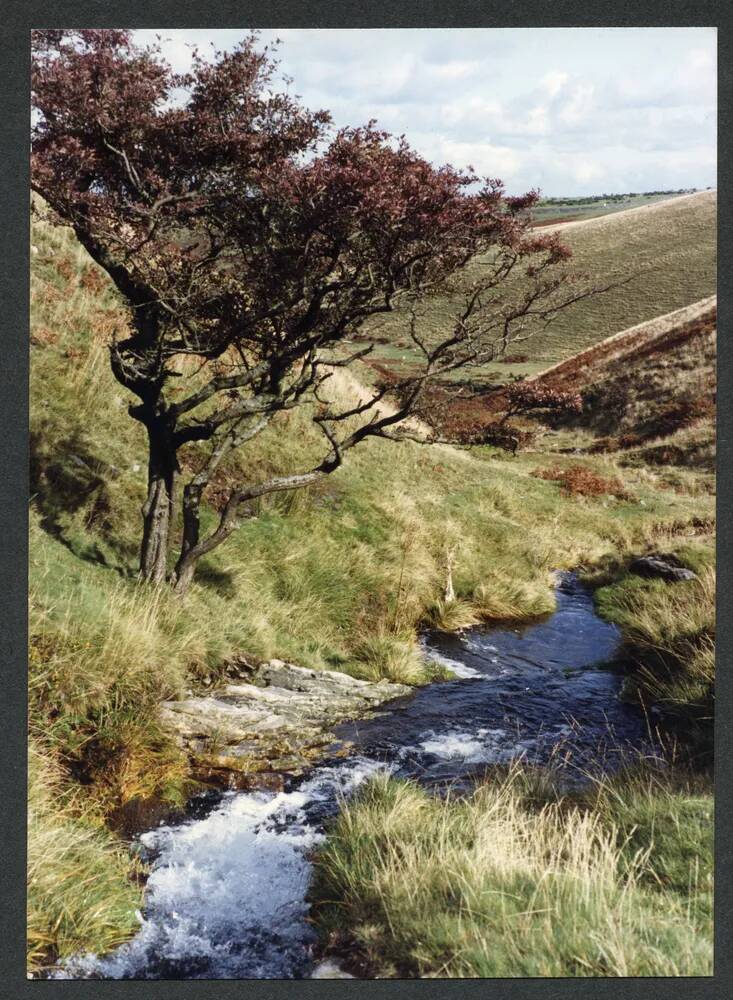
[134,27,717,198]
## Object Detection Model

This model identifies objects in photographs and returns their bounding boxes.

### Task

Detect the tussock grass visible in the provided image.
[311,768,713,978]
[595,556,715,758]
[27,742,143,975]
[472,575,556,621]
[423,597,481,632]
[350,633,427,685]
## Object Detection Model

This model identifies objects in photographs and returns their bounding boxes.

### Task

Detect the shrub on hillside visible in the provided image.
[502,382,583,424]
[532,464,631,499]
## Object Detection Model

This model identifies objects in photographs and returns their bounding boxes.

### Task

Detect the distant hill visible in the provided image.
[530,189,702,226]
[361,190,717,384]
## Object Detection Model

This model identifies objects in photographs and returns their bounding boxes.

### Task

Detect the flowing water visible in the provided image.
[57,573,658,980]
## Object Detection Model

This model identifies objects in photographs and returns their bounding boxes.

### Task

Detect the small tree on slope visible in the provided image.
[32,29,592,595]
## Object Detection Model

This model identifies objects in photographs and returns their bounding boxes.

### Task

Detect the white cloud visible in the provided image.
[439,139,522,178]
[525,104,550,136]
[688,47,714,71]
[434,60,481,80]
[558,83,595,125]
[573,160,605,184]
[440,96,503,129]
[541,71,569,98]
[133,27,717,196]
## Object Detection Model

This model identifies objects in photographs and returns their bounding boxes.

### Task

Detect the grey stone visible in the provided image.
[630,555,698,582]
[310,960,356,979]
[159,660,410,784]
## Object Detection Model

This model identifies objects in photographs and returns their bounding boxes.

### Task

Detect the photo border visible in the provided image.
[2,2,730,996]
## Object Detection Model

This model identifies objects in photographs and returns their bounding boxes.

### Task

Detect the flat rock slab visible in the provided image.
[160,659,410,787]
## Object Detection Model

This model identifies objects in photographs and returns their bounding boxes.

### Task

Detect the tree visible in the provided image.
[31,29,591,595]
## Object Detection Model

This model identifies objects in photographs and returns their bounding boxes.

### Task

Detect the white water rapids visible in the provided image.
[57,758,390,980]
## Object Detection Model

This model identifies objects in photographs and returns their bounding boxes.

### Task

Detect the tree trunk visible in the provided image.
[170,481,238,596]
[139,425,177,584]
[171,554,197,596]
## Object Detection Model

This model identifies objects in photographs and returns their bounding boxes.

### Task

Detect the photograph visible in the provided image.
[27,24,716,980]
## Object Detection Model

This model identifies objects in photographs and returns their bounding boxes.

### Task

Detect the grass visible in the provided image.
[27,742,144,974]
[361,191,716,381]
[28,206,716,973]
[592,541,715,761]
[622,419,716,473]
[311,766,713,978]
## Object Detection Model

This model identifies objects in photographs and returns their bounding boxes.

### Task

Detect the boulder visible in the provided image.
[310,960,356,979]
[630,555,698,582]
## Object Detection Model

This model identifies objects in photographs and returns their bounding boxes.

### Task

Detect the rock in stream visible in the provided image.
[159,659,410,788]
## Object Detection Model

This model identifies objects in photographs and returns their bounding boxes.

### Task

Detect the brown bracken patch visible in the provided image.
[532,464,632,500]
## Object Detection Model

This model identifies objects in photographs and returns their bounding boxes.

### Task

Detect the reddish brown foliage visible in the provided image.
[54,257,74,282]
[502,381,583,420]
[532,464,631,499]
[30,325,59,347]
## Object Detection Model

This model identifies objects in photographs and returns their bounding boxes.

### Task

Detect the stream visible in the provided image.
[57,572,659,980]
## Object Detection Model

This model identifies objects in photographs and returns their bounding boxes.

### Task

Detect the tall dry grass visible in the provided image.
[312,769,713,978]
[27,742,143,975]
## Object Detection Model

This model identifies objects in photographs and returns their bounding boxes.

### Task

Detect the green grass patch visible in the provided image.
[311,767,713,978]
[592,539,715,759]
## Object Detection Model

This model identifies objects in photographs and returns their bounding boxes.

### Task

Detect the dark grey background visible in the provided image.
[1,2,729,996]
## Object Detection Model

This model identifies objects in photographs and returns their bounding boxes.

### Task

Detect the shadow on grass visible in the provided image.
[195,559,237,599]
[30,427,138,575]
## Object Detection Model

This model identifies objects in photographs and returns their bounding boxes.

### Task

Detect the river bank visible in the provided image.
[312,764,713,978]
[30,538,712,975]
[310,547,715,979]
